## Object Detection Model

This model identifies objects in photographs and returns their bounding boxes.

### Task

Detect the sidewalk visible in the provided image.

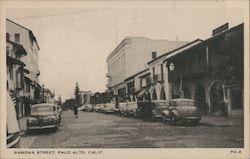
[200,115,243,127]
[18,116,29,135]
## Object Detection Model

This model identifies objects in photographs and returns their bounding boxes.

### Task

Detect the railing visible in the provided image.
[153,74,164,83]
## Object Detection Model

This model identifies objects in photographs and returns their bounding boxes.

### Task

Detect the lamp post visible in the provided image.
[169,62,184,98]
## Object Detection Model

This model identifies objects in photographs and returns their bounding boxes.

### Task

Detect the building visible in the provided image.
[6,35,29,117]
[79,91,91,105]
[6,19,41,117]
[164,23,243,116]
[147,39,203,102]
[106,37,188,101]
[42,88,55,104]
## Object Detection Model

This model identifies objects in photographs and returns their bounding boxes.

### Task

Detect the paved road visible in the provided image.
[20,110,243,148]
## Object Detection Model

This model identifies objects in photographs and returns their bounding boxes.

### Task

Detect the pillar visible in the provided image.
[163,61,170,101]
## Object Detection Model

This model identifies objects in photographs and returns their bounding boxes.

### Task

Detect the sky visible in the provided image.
[6,1,247,101]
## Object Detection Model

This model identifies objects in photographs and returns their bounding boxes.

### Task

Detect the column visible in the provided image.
[163,61,170,101]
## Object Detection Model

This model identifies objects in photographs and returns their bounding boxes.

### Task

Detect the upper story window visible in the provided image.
[15,33,20,43]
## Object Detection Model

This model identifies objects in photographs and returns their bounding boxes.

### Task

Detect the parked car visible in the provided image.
[151,100,169,121]
[77,105,84,111]
[125,102,138,117]
[86,104,94,112]
[137,101,152,121]
[103,103,116,114]
[27,103,61,131]
[115,102,127,116]
[93,103,105,112]
[162,98,201,125]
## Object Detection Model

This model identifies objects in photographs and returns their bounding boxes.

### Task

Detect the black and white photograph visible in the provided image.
[1,0,249,159]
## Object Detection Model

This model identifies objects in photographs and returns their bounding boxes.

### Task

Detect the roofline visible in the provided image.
[7,18,40,50]
[147,39,203,65]
[202,23,244,44]
[106,38,129,62]
[124,68,149,82]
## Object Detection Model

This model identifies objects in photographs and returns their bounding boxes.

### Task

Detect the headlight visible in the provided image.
[27,118,37,123]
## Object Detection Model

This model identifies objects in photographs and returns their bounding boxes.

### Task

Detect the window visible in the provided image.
[6,46,10,56]
[152,52,157,59]
[9,66,13,80]
[15,34,20,43]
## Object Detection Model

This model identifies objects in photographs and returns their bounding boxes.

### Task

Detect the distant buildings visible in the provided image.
[79,91,91,105]
[42,88,55,104]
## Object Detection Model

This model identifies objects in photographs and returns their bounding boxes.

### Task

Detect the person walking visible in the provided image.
[74,104,78,118]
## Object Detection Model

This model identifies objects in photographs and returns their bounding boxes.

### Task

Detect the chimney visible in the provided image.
[152,52,157,59]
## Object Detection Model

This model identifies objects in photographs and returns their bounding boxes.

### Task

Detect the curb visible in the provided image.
[200,122,241,127]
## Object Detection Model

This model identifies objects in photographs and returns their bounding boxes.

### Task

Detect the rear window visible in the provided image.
[32,106,53,113]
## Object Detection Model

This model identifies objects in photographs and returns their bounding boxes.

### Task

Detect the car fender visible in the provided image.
[171,109,179,117]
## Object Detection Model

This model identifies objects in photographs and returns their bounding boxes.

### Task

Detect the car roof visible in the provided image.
[152,100,168,102]
[32,103,55,107]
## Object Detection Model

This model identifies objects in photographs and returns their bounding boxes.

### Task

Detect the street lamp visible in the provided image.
[168,62,184,98]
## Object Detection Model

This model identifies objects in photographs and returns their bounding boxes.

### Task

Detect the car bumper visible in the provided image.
[182,117,201,122]
[27,124,57,130]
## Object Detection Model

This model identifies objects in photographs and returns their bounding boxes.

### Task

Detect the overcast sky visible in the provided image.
[6,1,246,101]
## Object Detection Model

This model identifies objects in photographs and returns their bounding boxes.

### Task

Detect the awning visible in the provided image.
[137,88,147,97]
[7,56,25,66]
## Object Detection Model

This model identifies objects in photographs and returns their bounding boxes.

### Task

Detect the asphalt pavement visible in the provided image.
[20,110,244,148]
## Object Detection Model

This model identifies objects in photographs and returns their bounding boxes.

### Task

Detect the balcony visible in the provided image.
[153,74,164,83]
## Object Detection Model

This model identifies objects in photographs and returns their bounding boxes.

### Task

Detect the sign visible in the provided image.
[212,23,229,36]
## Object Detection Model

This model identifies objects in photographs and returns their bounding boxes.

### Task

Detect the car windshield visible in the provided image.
[31,106,53,113]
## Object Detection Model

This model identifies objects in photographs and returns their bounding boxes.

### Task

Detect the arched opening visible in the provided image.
[195,85,207,114]
[160,87,166,100]
[152,89,157,100]
[209,81,224,115]
[183,86,191,99]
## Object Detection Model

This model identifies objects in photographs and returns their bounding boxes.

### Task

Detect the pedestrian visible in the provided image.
[7,90,21,148]
[74,104,78,118]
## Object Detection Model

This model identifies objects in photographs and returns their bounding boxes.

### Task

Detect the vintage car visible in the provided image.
[162,98,201,125]
[151,100,169,121]
[27,103,61,131]
[124,102,138,117]
[103,103,116,114]
[115,102,127,116]
[94,103,105,113]
[85,104,94,112]
[137,101,152,121]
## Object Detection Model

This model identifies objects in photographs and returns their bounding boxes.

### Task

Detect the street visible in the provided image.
[20,111,243,148]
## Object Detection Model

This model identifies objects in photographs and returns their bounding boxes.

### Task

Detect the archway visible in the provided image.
[152,89,157,100]
[209,81,224,115]
[160,87,166,100]
[195,85,207,114]
[183,86,191,99]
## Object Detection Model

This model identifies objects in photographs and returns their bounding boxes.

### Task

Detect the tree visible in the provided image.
[74,82,80,107]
